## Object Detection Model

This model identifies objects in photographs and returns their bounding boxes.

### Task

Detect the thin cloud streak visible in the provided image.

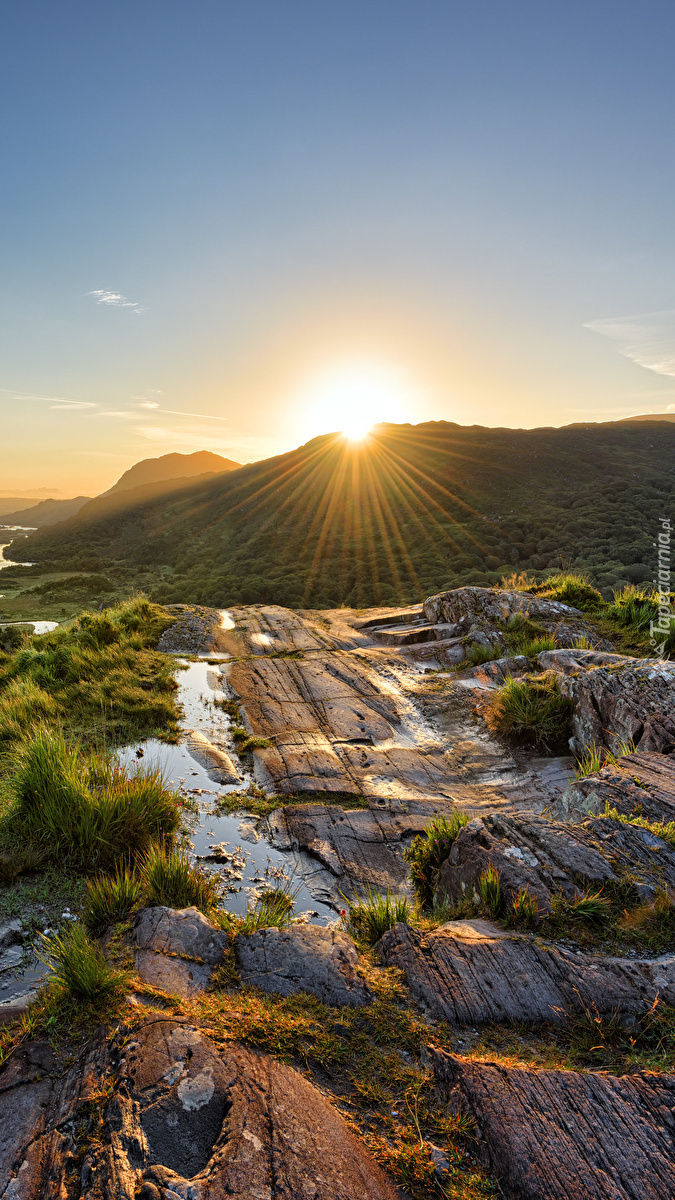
[586,310,675,378]
[88,289,142,313]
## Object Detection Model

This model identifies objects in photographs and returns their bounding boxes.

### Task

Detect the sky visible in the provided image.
[2,1,675,494]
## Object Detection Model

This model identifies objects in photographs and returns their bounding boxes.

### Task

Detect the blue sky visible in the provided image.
[2,1,675,492]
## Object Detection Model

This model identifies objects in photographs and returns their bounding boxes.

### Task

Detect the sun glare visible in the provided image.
[299,364,412,443]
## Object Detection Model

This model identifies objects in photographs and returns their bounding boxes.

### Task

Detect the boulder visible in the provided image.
[552,750,675,824]
[559,660,675,756]
[428,1045,675,1200]
[133,906,229,998]
[537,648,636,674]
[234,923,372,1006]
[435,811,675,914]
[423,586,583,627]
[378,919,675,1025]
[0,1021,401,1199]
[460,655,530,684]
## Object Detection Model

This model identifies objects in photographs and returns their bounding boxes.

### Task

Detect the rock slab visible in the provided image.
[379,919,675,1025]
[560,660,675,756]
[234,923,372,1006]
[428,1045,675,1200]
[553,749,675,824]
[133,905,229,997]
[0,1020,401,1199]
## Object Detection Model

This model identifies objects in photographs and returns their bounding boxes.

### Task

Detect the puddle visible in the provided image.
[0,620,59,634]
[116,657,336,923]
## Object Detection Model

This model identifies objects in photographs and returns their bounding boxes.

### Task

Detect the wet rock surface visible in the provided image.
[184,729,240,783]
[234,923,372,1006]
[157,604,222,654]
[133,906,229,998]
[428,1045,675,1200]
[553,750,675,824]
[436,811,675,914]
[560,660,675,756]
[0,1020,401,1199]
[379,919,675,1025]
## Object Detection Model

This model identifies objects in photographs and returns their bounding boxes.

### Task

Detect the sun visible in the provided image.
[299,364,410,443]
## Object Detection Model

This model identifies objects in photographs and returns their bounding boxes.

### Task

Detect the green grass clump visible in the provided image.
[606,584,659,631]
[510,885,539,927]
[532,571,603,612]
[478,864,503,916]
[83,866,144,934]
[486,672,574,752]
[572,738,636,780]
[465,643,501,667]
[403,810,470,908]
[239,887,296,933]
[345,888,413,945]
[142,842,220,913]
[0,844,45,886]
[38,922,128,1001]
[0,596,179,749]
[3,728,180,869]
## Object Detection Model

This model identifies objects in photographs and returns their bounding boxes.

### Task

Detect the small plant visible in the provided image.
[37,923,128,1001]
[345,887,413,945]
[532,571,603,612]
[403,810,470,907]
[0,844,45,886]
[478,864,503,916]
[499,571,538,592]
[572,635,593,650]
[142,843,220,913]
[572,738,636,780]
[239,886,296,933]
[465,643,501,667]
[606,584,660,632]
[568,888,611,924]
[83,866,144,934]
[510,884,539,926]
[485,672,574,752]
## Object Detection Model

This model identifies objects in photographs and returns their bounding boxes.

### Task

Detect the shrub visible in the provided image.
[606,584,659,631]
[5,728,180,869]
[478,864,503,916]
[403,810,470,907]
[83,866,144,934]
[485,672,574,752]
[510,884,539,926]
[141,842,220,913]
[239,886,296,933]
[345,888,413,944]
[37,923,128,1001]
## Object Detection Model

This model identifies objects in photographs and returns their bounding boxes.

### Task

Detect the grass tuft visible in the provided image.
[465,643,501,667]
[485,672,573,752]
[142,842,220,913]
[83,866,144,934]
[404,811,470,908]
[345,887,413,945]
[239,886,296,933]
[37,922,128,1001]
[510,884,539,927]
[478,864,503,916]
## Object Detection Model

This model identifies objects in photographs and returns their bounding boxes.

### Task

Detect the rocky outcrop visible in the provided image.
[234,923,372,1006]
[423,586,584,627]
[0,1021,401,1200]
[552,750,675,824]
[537,647,636,674]
[428,1046,675,1200]
[378,919,675,1025]
[560,660,675,756]
[459,655,531,684]
[157,604,222,654]
[435,811,675,913]
[133,906,229,997]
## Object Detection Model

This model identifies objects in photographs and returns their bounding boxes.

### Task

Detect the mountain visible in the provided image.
[0,498,43,518]
[104,451,241,495]
[12,420,675,608]
[619,413,675,424]
[0,496,91,527]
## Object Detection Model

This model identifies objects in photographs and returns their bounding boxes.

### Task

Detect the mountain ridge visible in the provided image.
[104,450,241,495]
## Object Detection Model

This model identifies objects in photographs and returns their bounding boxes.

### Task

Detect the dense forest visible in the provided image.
[11,420,674,609]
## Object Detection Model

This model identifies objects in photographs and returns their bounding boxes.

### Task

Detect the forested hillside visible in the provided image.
[12,420,674,609]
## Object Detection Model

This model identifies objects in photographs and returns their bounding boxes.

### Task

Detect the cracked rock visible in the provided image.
[234,923,373,1006]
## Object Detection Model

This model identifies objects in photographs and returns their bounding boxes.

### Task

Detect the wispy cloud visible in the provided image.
[0,387,96,411]
[88,289,142,314]
[131,399,229,421]
[586,310,675,378]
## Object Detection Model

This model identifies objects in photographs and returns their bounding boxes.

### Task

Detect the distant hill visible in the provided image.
[0,496,91,527]
[13,420,675,608]
[104,451,241,495]
[619,413,675,424]
[0,497,44,518]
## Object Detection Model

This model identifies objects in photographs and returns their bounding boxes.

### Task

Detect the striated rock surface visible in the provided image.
[0,1021,401,1199]
[428,1045,675,1200]
[423,586,583,627]
[537,647,637,675]
[379,919,675,1025]
[552,750,675,824]
[560,660,675,756]
[234,923,372,1006]
[133,906,229,998]
[436,811,675,914]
